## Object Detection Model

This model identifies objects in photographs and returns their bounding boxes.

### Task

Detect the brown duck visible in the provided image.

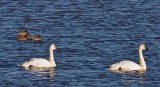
[17,35,28,41]
[18,30,29,38]
[30,35,42,41]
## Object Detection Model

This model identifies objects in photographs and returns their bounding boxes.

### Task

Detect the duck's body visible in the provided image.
[30,35,41,41]
[108,44,148,71]
[20,44,56,69]
[17,36,28,41]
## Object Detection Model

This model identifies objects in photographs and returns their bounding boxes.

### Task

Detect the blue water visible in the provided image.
[0,0,160,86]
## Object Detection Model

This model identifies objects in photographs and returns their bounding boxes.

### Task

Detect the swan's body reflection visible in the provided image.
[27,68,56,78]
[108,69,146,76]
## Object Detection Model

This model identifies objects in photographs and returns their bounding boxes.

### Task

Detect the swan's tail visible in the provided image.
[105,66,110,70]
[17,64,22,67]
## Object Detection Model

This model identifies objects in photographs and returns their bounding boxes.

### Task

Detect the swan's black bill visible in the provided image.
[145,45,149,50]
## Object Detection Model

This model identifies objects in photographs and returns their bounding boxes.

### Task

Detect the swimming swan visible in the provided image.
[20,44,57,69]
[108,44,148,71]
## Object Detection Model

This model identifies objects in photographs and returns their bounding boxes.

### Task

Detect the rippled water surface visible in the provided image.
[1,0,160,87]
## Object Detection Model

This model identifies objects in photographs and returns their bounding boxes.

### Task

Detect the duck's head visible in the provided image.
[18,30,29,36]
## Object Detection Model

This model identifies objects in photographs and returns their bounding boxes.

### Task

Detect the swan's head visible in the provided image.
[140,44,149,50]
[50,44,56,50]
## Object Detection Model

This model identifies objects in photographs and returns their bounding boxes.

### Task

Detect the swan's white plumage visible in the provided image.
[21,44,56,68]
[109,60,141,71]
[21,58,53,68]
[108,44,148,71]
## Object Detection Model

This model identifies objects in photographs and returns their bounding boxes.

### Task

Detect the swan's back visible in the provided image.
[21,58,53,68]
[109,60,141,71]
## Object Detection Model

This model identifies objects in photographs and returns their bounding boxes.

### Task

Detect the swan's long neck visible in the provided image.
[49,48,56,67]
[139,48,146,69]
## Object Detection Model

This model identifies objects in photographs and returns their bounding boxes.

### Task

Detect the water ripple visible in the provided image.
[0,0,160,87]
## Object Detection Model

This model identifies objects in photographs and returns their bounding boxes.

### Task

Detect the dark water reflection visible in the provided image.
[0,0,160,87]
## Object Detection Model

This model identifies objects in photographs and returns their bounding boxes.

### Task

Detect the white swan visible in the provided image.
[108,44,148,71]
[20,44,57,69]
